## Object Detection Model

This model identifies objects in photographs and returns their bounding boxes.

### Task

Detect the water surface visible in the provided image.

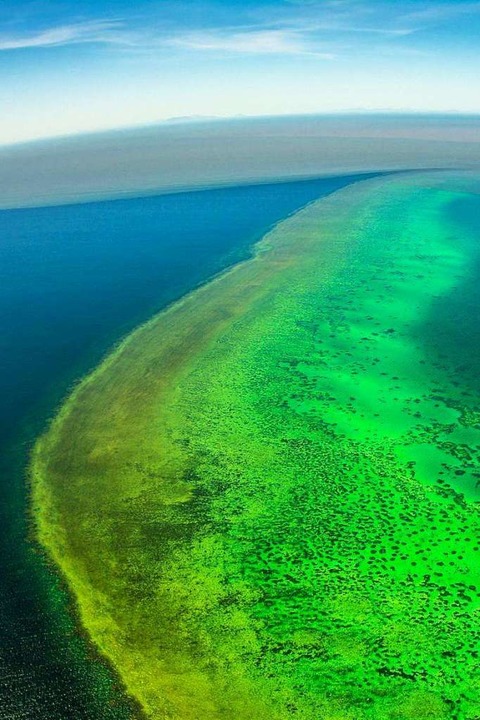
[0,174,366,718]
[32,172,480,718]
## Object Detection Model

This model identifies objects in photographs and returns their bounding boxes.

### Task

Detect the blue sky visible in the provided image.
[1,0,480,143]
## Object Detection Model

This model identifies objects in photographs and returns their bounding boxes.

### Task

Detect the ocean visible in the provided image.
[0,174,367,719]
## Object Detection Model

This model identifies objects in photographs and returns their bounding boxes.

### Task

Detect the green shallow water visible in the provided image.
[34,172,480,719]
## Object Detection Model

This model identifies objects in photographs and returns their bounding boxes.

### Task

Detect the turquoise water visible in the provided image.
[0,175,370,718]
[419,195,480,399]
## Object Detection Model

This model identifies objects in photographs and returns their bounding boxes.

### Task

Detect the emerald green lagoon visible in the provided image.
[33,171,480,719]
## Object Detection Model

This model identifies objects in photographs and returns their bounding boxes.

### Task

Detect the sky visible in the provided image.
[1,0,480,144]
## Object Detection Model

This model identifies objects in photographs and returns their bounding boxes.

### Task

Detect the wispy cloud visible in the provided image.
[0,19,335,58]
[278,20,415,37]
[168,29,335,58]
[0,20,133,51]
[401,1,480,23]
[1,1,478,58]
[263,0,480,38]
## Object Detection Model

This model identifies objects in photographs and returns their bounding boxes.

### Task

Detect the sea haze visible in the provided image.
[1,114,480,209]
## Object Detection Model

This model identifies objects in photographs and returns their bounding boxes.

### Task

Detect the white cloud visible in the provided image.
[0,20,335,58]
[1,1,476,59]
[168,29,335,58]
[282,20,415,36]
[402,1,480,23]
[263,0,480,38]
[0,20,131,51]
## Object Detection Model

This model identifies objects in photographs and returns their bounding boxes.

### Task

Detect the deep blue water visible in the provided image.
[0,174,371,719]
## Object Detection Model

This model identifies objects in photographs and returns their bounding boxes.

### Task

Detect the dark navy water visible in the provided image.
[0,174,369,719]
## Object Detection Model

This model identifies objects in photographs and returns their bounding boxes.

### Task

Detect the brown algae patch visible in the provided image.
[32,173,480,719]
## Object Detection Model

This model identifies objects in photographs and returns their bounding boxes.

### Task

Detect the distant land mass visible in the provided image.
[1,114,480,209]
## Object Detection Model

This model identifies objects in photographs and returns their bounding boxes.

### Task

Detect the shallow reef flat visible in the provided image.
[33,171,480,719]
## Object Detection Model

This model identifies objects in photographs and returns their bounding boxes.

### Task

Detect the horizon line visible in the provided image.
[2,109,480,150]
